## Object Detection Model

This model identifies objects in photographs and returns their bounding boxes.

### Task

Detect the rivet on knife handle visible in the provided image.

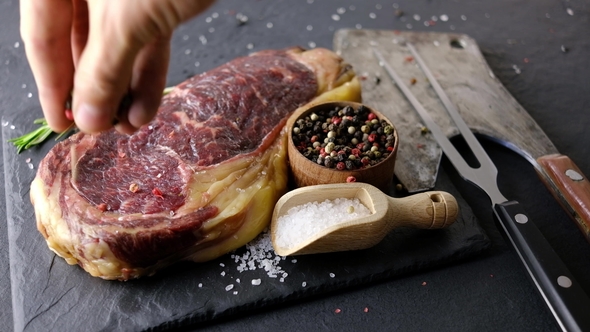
[537,154,590,242]
[373,45,590,332]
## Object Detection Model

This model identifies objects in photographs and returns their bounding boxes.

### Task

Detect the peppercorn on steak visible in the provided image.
[31,47,361,280]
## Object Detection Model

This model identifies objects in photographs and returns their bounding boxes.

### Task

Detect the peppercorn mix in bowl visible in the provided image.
[286,101,399,192]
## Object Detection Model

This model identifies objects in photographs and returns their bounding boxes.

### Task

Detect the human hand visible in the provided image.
[20,0,215,134]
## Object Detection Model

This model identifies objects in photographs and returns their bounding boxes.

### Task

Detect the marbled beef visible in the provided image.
[31,47,360,280]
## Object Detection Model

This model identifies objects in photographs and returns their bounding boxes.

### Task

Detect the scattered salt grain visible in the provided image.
[369,13,377,19]
[233,231,288,279]
[291,259,298,263]
[337,7,346,14]
[306,25,313,31]
[512,64,521,74]
[220,263,225,267]
[329,273,335,278]
[308,41,316,48]
[233,291,238,295]
[331,14,340,21]
[266,22,273,29]
[274,198,371,250]
[28,164,34,170]
[220,271,226,276]
[566,8,574,16]
[461,15,467,21]
[225,284,234,291]
[302,281,307,287]
[440,14,449,22]
[198,283,203,288]
[251,278,262,286]
[413,14,420,21]
[14,42,20,48]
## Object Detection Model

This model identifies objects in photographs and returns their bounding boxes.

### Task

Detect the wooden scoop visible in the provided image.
[270,182,459,256]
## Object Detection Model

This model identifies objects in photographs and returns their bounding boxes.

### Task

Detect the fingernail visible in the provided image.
[75,103,113,132]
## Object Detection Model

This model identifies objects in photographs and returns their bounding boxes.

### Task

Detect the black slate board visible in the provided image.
[2,105,489,331]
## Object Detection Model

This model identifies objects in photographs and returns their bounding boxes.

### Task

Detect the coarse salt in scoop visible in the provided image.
[270,182,459,256]
[274,197,372,250]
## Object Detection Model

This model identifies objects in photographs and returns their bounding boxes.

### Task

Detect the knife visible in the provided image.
[374,45,590,332]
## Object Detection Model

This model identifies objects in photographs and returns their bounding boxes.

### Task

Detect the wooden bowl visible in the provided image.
[286,101,399,192]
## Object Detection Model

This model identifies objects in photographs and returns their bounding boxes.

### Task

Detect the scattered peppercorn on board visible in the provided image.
[3,106,489,331]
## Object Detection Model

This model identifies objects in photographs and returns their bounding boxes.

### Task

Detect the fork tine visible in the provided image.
[373,47,507,204]
[405,43,493,170]
[372,48,471,176]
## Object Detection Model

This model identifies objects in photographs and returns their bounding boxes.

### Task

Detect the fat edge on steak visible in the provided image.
[30,47,361,280]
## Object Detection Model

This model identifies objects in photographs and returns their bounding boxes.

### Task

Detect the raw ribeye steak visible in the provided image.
[31,47,361,280]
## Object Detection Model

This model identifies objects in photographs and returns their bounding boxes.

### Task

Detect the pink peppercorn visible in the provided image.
[346,176,356,183]
[65,109,74,121]
[336,162,346,170]
[367,112,377,121]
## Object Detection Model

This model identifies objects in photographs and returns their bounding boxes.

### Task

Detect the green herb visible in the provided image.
[8,118,75,154]
[7,86,176,154]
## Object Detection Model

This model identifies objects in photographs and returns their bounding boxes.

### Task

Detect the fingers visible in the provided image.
[72,1,139,133]
[20,0,75,133]
[71,0,89,66]
[125,35,171,131]
[73,0,217,134]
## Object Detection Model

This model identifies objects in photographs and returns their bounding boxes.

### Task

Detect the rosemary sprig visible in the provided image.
[8,86,176,154]
[7,118,75,154]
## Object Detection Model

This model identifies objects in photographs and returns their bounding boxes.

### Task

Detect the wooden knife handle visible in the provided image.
[537,154,590,242]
